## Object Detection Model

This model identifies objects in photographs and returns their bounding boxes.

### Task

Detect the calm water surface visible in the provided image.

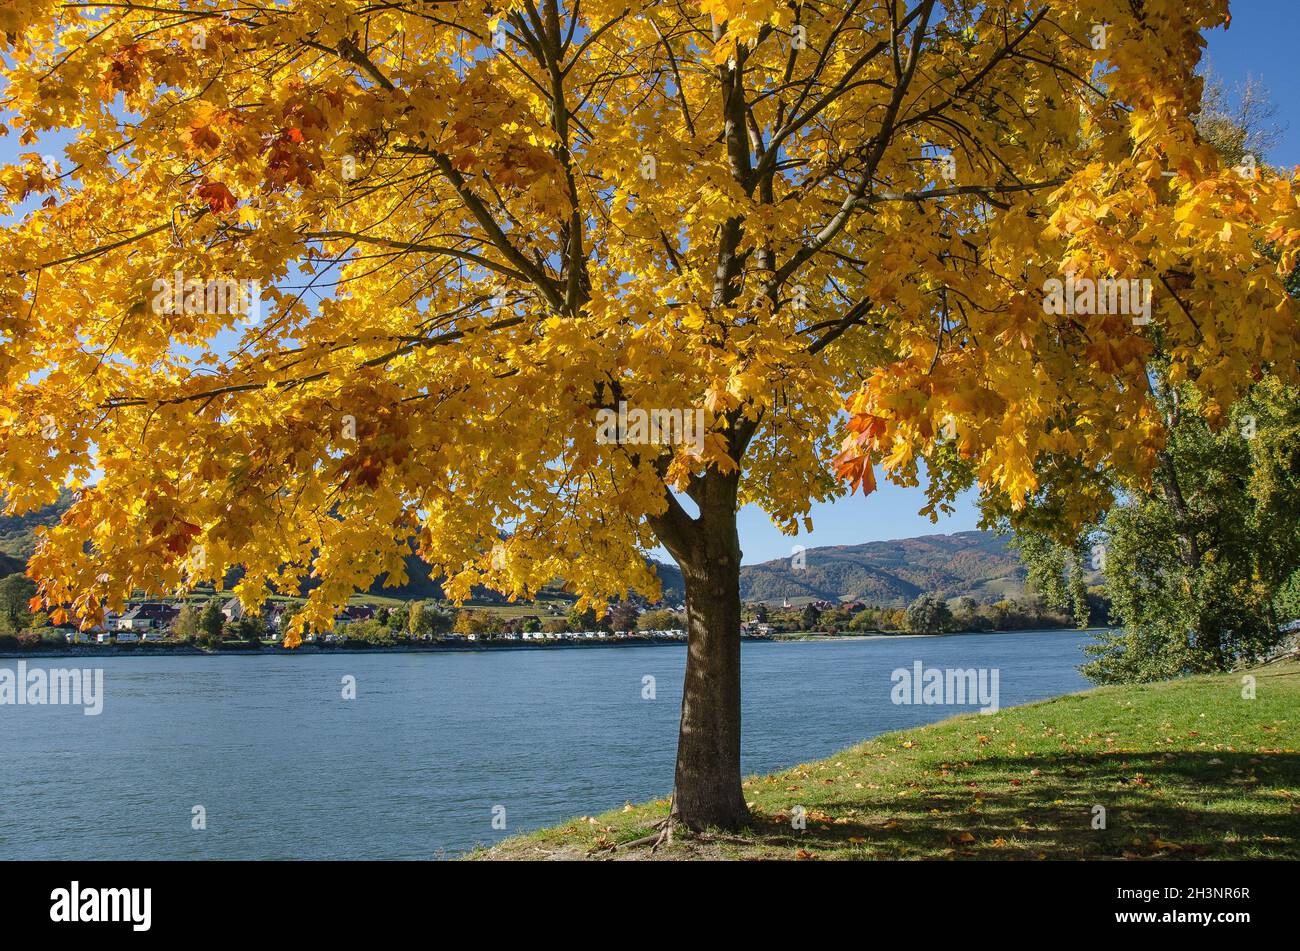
[1,630,1094,859]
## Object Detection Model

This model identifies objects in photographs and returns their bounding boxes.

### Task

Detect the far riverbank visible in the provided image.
[0,626,1092,660]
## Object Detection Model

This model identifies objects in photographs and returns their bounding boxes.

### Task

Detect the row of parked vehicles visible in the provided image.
[512,629,686,641]
[63,630,168,644]
[64,628,690,645]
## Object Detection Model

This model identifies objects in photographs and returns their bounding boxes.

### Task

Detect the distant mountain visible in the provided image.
[650,561,685,604]
[0,493,681,604]
[0,497,1021,608]
[369,555,447,600]
[0,490,74,560]
[739,531,1027,606]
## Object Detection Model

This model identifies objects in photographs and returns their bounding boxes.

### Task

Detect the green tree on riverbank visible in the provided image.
[904,595,953,635]
[1014,376,1300,683]
[173,604,202,642]
[637,609,683,632]
[198,600,225,647]
[0,572,36,634]
[408,601,453,639]
[1089,379,1300,681]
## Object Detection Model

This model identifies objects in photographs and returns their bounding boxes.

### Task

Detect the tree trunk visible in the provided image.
[654,472,749,831]
[672,546,747,829]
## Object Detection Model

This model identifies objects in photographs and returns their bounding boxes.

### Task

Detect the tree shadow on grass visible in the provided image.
[742,751,1300,860]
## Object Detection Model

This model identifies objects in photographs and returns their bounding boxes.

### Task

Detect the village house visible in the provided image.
[116,603,180,633]
[263,603,294,630]
[92,611,121,633]
[334,605,376,626]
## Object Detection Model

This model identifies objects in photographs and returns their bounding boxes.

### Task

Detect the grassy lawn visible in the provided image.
[475,659,1299,860]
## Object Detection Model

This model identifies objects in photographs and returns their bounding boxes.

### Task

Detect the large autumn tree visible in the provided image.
[1,1,1296,831]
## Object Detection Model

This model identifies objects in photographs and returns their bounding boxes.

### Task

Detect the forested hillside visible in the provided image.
[738,532,1032,606]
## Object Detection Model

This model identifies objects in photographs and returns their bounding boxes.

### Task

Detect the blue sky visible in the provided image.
[3,4,1295,564]
[1202,0,1300,167]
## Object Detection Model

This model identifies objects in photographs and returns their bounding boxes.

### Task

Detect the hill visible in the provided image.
[1,498,1024,608]
[739,531,1026,606]
[0,493,682,604]
[0,490,74,560]
[0,551,25,577]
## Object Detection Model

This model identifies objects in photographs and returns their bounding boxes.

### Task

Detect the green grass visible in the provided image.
[475,660,1300,860]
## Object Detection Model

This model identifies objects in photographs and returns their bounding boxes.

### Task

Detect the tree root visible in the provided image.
[590,815,678,856]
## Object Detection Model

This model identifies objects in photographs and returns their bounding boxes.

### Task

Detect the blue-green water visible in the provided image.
[0,631,1093,859]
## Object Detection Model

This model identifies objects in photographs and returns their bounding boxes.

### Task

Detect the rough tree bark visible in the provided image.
[672,482,748,830]
[648,467,750,831]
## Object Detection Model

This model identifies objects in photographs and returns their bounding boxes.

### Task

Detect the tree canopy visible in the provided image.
[0,0,1295,651]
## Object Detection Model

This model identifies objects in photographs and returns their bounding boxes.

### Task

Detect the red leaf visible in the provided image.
[195,179,237,213]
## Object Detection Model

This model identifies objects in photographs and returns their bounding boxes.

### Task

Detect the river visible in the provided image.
[0,630,1094,859]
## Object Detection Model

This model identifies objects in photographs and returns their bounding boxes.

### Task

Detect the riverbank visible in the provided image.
[474,659,1300,860]
[770,627,1095,642]
[0,636,699,660]
[0,627,1092,659]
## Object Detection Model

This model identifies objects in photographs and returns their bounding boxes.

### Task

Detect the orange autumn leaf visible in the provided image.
[194,179,237,213]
